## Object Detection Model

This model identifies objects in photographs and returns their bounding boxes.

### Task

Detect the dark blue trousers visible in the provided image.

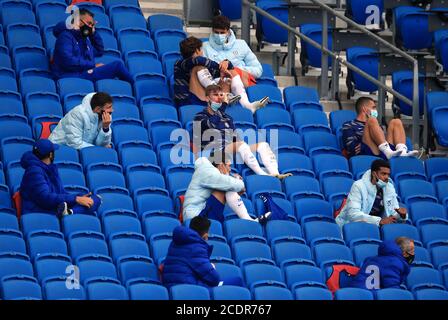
[80,61,134,84]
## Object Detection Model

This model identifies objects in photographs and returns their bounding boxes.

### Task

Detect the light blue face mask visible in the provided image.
[213,33,228,45]
[210,101,222,111]
[375,173,387,189]
[370,109,378,119]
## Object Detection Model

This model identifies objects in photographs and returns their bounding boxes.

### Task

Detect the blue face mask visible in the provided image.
[210,101,222,111]
[370,110,378,119]
[376,178,387,189]
[213,33,227,45]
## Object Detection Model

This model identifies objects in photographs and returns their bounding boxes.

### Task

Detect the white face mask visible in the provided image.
[370,109,378,119]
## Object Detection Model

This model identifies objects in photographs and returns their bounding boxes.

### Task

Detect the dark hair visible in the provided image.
[190,216,211,237]
[90,92,113,110]
[396,237,414,253]
[79,8,94,18]
[208,149,232,167]
[205,84,222,97]
[371,159,390,172]
[32,148,52,160]
[355,97,375,114]
[212,15,231,30]
[180,37,203,59]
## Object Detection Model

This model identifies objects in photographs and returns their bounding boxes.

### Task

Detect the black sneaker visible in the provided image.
[57,202,73,217]
[258,211,272,225]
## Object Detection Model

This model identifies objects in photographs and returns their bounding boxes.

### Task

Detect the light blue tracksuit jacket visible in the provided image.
[203,30,263,79]
[336,170,407,227]
[49,93,112,149]
[183,157,245,221]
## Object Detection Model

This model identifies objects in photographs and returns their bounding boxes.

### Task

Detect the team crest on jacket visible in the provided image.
[233,50,239,56]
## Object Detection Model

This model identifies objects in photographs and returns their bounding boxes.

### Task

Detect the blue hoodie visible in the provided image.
[346,241,411,289]
[51,21,104,79]
[20,151,77,215]
[162,226,221,289]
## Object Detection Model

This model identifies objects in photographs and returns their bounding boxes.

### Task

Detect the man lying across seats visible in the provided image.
[203,15,262,88]
[342,96,420,159]
[336,159,408,227]
[20,139,101,217]
[49,92,113,149]
[193,84,291,180]
[51,8,133,83]
[162,216,244,289]
[174,36,269,113]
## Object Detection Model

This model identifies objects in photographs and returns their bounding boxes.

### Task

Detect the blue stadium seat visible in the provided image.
[6,23,42,50]
[118,28,155,55]
[255,107,292,130]
[245,175,282,199]
[96,79,133,96]
[421,224,448,248]
[119,141,157,169]
[0,92,24,116]
[178,104,203,128]
[0,114,33,141]
[154,29,187,56]
[214,263,243,282]
[300,24,332,70]
[142,215,179,240]
[62,214,102,238]
[54,144,79,162]
[126,164,164,194]
[141,103,178,126]
[32,114,61,140]
[392,70,425,116]
[0,1,36,27]
[257,2,288,44]
[303,132,340,157]
[75,2,105,15]
[375,288,414,300]
[1,137,34,165]
[57,78,95,99]
[258,63,277,86]
[109,232,150,262]
[86,277,128,300]
[107,95,139,121]
[63,93,85,113]
[436,180,448,207]
[398,179,437,205]
[431,106,448,147]
[0,184,11,208]
[21,213,60,237]
[0,48,12,69]
[6,160,25,192]
[112,118,150,145]
[272,239,313,266]
[321,176,353,205]
[294,287,333,300]
[170,284,210,300]
[425,158,448,184]
[68,231,109,261]
[390,157,426,183]
[212,285,251,300]
[126,50,162,77]
[329,110,357,134]
[1,275,42,300]
[0,210,20,230]
[94,49,123,66]
[128,281,168,300]
[43,276,86,300]
[150,233,172,265]
[134,74,170,105]
[118,256,160,286]
[352,242,380,266]
[42,25,56,53]
[294,198,333,224]
[166,168,193,198]
[161,52,181,78]
[80,146,119,169]
[25,92,63,120]
[303,220,342,246]
[13,46,49,73]
[265,220,303,244]
[381,224,421,246]
[86,163,126,192]
[0,67,18,92]
[77,254,118,285]
[149,120,184,151]
[247,84,283,106]
[56,161,85,187]
[313,154,351,181]
[414,288,448,300]
[346,47,379,95]
[393,6,433,50]
[406,267,444,292]
[148,14,183,35]
[0,229,26,255]
[233,238,272,265]
[34,253,72,283]
[414,245,432,266]
[314,243,353,269]
[349,155,381,179]
[208,238,232,259]
[110,5,146,33]
[293,109,330,135]
[135,190,175,219]
[343,222,380,247]
[270,130,303,151]
[27,230,68,260]
[430,244,448,270]
[102,210,142,239]
[253,286,293,300]
[335,288,374,300]
[409,202,447,227]
[224,219,264,242]
[0,252,34,281]
[243,261,285,291]
[346,0,383,25]
[276,150,311,176]
[284,263,325,290]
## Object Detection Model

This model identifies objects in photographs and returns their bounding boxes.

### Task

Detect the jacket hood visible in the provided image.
[20,151,48,170]
[361,169,393,188]
[208,29,237,51]
[172,225,207,246]
[194,157,213,170]
[82,92,96,109]
[379,240,405,259]
[53,21,82,38]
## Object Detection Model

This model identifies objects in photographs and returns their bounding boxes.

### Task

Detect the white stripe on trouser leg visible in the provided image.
[197,68,217,88]
[237,142,267,175]
[257,142,279,175]
[225,191,255,221]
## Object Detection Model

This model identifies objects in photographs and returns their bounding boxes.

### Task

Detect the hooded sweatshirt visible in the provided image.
[162,226,220,288]
[51,20,104,79]
[346,240,411,289]
[20,151,77,214]
[49,92,112,149]
[203,29,263,78]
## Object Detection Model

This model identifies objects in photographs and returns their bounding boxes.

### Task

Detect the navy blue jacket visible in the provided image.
[347,240,411,289]
[51,21,104,79]
[162,226,221,288]
[20,151,77,215]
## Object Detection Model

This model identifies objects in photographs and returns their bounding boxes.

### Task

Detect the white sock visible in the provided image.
[225,191,255,221]
[197,68,217,88]
[231,75,256,113]
[237,143,268,175]
[257,142,280,175]
[396,143,419,157]
[378,142,402,159]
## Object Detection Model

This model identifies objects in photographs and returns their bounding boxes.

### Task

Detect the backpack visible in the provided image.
[326,264,360,294]
[258,193,289,221]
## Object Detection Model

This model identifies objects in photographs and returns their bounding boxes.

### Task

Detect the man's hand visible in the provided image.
[395,207,407,219]
[219,60,230,72]
[355,143,361,155]
[232,173,243,180]
[95,63,105,68]
[379,216,397,226]
[76,196,94,208]
[105,144,112,148]
[102,111,112,130]
[238,187,246,196]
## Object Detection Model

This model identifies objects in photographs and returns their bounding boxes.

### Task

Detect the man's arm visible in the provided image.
[199,167,245,193]
[188,56,234,79]
[54,33,96,71]
[188,251,221,287]
[64,111,95,149]
[90,31,104,57]
[94,112,112,147]
[342,124,360,156]
[344,184,382,225]
[240,41,263,78]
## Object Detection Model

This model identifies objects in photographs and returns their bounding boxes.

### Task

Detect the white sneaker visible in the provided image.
[227,94,241,105]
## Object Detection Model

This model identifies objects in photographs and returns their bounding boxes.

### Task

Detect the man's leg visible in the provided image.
[252,142,292,179]
[83,61,134,83]
[229,70,269,113]
[386,119,419,157]
[362,117,402,159]
[225,141,268,176]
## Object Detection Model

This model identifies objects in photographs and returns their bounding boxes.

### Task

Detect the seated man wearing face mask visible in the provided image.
[203,15,262,87]
[342,96,419,159]
[336,159,408,227]
[19,139,101,217]
[51,8,133,83]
